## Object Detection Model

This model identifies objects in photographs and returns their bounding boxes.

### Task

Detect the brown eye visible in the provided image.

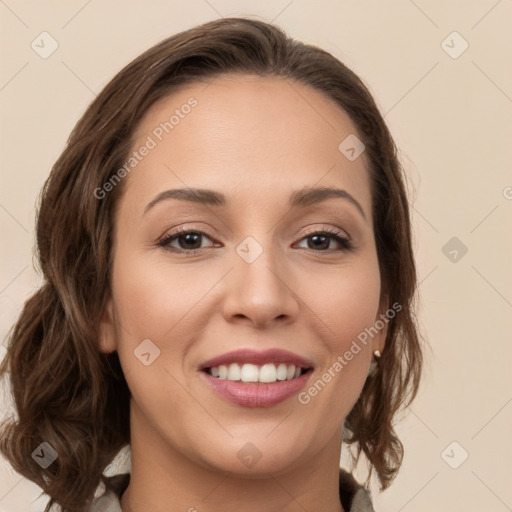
[296,230,353,252]
[157,229,217,253]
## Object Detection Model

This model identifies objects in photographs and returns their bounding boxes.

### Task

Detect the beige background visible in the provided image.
[1,1,511,511]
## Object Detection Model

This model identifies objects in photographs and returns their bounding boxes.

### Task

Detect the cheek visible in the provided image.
[111,253,211,339]
[108,251,223,401]
[306,257,381,349]
[297,257,381,413]
[332,274,381,345]
[108,255,204,440]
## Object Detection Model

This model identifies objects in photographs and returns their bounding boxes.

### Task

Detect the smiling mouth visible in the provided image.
[200,349,315,407]
[204,363,312,383]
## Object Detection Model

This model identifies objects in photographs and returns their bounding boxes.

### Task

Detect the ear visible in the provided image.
[98,296,117,354]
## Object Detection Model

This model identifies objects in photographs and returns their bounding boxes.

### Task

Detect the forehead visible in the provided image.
[122,74,372,218]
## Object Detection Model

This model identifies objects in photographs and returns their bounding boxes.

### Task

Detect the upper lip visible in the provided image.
[199,348,314,370]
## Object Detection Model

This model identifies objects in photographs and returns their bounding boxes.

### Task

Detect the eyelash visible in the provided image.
[156,226,353,254]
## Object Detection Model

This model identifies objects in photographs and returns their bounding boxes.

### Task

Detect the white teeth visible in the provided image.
[227,363,241,381]
[218,365,228,379]
[276,363,288,381]
[207,363,305,382]
[259,363,277,383]
[240,363,259,382]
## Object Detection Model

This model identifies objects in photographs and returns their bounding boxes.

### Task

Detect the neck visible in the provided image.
[121,403,345,512]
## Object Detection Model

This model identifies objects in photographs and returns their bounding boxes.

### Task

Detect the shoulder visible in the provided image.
[339,467,376,512]
[87,474,130,512]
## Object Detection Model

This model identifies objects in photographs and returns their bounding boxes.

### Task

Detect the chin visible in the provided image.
[192,434,312,477]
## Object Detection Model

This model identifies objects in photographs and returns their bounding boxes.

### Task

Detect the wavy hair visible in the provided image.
[0,16,425,511]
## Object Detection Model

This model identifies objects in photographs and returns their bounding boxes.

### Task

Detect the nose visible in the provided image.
[221,242,300,329]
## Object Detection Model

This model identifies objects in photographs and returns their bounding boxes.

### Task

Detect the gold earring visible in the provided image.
[368,350,381,377]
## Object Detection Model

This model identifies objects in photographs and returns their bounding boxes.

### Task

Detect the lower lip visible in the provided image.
[201,370,312,408]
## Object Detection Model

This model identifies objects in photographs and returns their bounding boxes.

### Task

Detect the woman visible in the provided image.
[0,17,424,512]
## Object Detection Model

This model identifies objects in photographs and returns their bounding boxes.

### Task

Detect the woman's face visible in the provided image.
[100,74,387,476]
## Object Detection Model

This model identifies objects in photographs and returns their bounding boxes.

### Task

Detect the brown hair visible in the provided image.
[0,16,425,511]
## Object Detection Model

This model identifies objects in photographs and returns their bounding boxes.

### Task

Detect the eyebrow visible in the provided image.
[144,186,367,220]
